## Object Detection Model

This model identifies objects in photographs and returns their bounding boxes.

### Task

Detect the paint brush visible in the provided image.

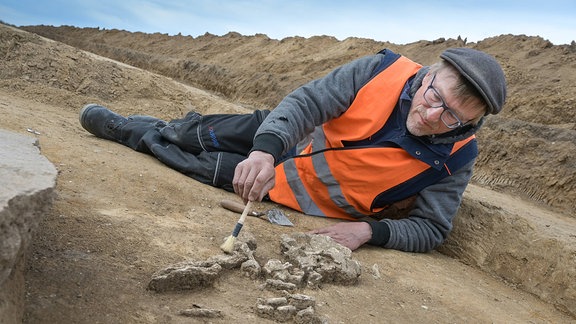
[220,200,253,253]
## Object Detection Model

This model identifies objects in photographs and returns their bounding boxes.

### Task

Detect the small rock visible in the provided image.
[256,304,275,318]
[208,251,249,270]
[148,261,222,292]
[263,259,293,274]
[265,297,288,307]
[295,307,328,324]
[288,293,316,310]
[274,305,297,322]
[371,263,381,279]
[178,307,223,318]
[262,279,297,291]
[295,306,315,323]
[241,259,261,279]
[307,270,323,288]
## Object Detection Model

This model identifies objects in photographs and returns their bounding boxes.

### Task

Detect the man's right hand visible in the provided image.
[233,151,276,202]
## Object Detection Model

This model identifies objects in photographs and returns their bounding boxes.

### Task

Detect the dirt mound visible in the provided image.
[1,23,575,322]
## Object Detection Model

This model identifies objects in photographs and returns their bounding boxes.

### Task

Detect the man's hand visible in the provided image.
[233,151,276,202]
[310,222,372,251]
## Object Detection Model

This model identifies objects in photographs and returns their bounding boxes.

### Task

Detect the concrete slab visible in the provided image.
[0,129,57,323]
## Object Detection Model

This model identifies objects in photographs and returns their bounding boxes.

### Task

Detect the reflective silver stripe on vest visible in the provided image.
[282,158,325,216]
[284,127,365,218]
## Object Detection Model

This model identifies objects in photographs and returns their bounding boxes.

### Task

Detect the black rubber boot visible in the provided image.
[79,104,128,142]
[79,104,167,153]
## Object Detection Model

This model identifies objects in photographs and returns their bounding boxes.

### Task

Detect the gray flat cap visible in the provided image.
[440,48,507,115]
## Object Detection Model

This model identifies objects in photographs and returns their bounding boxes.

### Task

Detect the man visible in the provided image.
[80,47,506,253]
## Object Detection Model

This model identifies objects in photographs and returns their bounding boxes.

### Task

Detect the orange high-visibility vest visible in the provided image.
[269,55,475,220]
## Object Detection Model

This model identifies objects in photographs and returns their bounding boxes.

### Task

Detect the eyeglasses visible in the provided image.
[423,74,469,129]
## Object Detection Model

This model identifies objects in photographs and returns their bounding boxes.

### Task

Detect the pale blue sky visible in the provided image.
[1,0,575,45]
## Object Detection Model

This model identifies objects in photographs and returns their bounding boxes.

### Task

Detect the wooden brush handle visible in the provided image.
[238,201,253,225]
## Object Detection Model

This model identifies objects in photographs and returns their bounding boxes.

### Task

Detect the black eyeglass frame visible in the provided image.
[423,74,472,129]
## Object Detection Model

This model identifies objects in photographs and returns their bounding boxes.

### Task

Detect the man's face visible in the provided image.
[407,71,485,137]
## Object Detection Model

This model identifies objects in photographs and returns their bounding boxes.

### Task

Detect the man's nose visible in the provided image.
[425,106,444,121]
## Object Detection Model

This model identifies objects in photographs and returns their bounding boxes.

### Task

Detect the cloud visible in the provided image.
[1,0,574,44]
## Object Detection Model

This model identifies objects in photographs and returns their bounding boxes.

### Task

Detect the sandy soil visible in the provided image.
[1,24,575,323]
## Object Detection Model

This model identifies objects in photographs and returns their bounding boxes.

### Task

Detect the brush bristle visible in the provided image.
[220,235,236,254]
[220,201,251,253]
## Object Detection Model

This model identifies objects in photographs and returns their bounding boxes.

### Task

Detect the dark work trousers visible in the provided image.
[115,109,271,192]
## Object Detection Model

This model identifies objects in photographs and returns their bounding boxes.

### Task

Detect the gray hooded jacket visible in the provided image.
[252,51,482,252]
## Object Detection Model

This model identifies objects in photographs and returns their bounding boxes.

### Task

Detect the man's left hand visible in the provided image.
[310,222,372,251]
